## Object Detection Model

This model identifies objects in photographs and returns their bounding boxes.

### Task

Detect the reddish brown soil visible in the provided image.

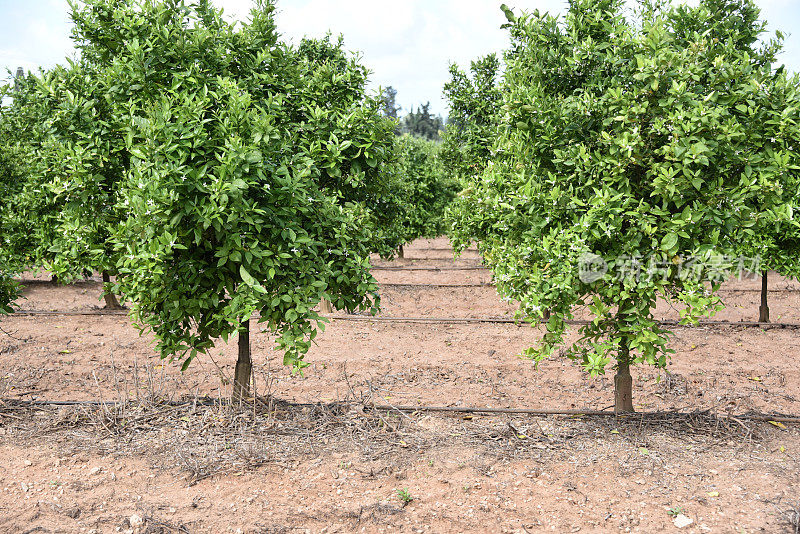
[0,237,798,533]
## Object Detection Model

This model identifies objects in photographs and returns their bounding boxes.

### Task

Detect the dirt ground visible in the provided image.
[0,237,798,533]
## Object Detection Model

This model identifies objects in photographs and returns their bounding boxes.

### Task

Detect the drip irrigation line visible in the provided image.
[406,247,479,253]
[2,398,798,423]
[9,309,800,328]
[380,283,495,288]
[16,279,800,294]
[380,282,800,293]
[329,315,800,329]
[371,265,487,271]
[718,288,800,293]
[13,310,129,316]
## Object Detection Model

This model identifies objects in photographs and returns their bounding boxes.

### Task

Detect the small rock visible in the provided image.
[23,460,32,466]
[673,514,693,529]
[89,467,102,476]
[129,514,144,528]
[20,483,29,492]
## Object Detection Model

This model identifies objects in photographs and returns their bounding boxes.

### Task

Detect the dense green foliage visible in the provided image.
[1,58,129,312]
[27,62,127,290]
[53,0,404,372]
[448,0,800,409]
[0,71,54,276]
[0,74,35,315]
[395,135,459,242]
[441,54,502,189]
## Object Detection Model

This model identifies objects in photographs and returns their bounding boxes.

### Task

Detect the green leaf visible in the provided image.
[661,233,678,252]
[240,265,256,287]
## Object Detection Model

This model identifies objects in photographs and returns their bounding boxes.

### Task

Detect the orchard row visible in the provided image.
[3,0,800,413]
[0,1,457,398]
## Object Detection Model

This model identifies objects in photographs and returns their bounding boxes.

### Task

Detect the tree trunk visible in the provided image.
[101,271,123,309]
[50,274,59,285]
[759,271,770,323]
[542,309,551,322]
[614,337,634,414]
[398,244,404,259]
[319,299,333,314]
[233,319,252,403]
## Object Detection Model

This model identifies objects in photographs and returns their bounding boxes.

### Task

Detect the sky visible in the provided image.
[1,0,799,117]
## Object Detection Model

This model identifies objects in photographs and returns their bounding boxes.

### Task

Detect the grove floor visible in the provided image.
[0,237,798,533]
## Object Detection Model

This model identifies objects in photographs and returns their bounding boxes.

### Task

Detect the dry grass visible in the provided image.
[0,391,771,487]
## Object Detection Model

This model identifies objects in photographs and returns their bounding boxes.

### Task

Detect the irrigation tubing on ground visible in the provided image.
[15,279,800,294]
[380,282,800,293]
[370,265,487,271]
[2,397,799,424]
[380,283,495,288]
[8,309,800,329]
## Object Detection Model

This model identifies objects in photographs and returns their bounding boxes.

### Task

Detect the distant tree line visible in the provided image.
[380,86,445,142]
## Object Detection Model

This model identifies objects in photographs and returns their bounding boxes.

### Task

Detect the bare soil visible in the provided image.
[0,237,798,533]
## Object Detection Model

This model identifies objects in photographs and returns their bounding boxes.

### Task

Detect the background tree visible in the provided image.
[441,54,502,189]
[677,0,800,323]
[394,135,459,256]
[0,59,128,307]
[0,69,58,279]
[35,62,127,307]
[381,86,401,119]
[64,0,404,399]
[401,102,445,141]
[449,0,800,412]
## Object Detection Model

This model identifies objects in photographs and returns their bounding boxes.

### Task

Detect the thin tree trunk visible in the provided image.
[759,271,770,323]
[101,271,123,309]
[50,274,59,285]
[320,299,333,314]
[614,334,634,414]
[398,244,404,259]
[233,319,252,403]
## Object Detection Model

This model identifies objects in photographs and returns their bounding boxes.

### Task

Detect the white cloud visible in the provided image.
[1,0,798,115]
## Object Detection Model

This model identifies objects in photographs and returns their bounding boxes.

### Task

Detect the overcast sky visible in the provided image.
[1,0,799,117]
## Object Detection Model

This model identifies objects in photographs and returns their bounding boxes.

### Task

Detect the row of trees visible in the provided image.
[444,0,800,412]
[0,0,456,398]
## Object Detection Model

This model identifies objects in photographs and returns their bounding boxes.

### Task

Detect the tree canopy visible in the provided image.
[448,0,800,411]
[55,0,405,396]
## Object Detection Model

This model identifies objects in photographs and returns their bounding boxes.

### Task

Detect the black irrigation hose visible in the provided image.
[406,247,479,252]
[380,282,800,293]
[16,279,800,293]
[381,283,495,288]
[2,398,798,423]
[8,309,800,328]
[371,266,487,271]
[12,310,129,316]
[329,315,800,329]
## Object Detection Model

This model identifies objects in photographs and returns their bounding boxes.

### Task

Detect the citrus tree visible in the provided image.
[0,74,31,317]
[441,54,502,192]
[0,70,55,278]
[732,66,800,322]
[394,135,458,256]
[64,0,402,399]
[450,0,799,412]
[33,63,127,307]
[0,60,128,306]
